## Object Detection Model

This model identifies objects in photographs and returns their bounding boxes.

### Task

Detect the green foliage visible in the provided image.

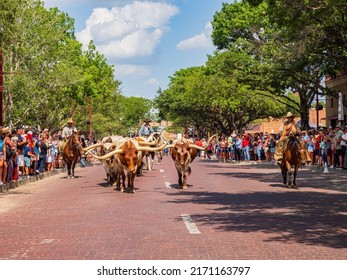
[0,0,155,137]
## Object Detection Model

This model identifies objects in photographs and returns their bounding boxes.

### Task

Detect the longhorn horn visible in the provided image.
[137,142,169,152]
[189,144,206,151]
[203,133,218,149]
[137,140,157,146]
[86,148,123,160]
[82,143,103,152]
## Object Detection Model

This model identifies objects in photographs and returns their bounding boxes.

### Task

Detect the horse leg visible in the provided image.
[280,165,287,186]
[285,162,292,188]
[293,164,300,188]
[71,161,76,178]
[287,170,292,188]
[67,162,71,178]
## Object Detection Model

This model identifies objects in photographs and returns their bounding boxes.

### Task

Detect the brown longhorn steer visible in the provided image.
[87,138,167,193]
[166,134,217,189]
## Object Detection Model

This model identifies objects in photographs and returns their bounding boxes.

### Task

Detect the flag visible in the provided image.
[337,91,344,121]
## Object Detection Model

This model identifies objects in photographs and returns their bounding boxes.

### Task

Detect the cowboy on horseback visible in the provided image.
[59,118,78,152]
[274,112,311,165]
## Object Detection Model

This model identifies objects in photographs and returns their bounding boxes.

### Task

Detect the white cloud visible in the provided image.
[76,1,179,60]
[115,64,150,76]
[176,21,213,50]
[146,78,160,85]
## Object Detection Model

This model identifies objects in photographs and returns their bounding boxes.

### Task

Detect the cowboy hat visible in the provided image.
[2,127,10,134]
[67,118,74,123]
[285,112,294,118]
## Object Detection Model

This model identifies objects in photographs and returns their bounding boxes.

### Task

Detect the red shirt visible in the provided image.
[242,135,250,148]
[314,135,323,150]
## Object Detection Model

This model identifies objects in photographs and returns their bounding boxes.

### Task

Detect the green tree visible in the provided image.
[211,0,330,129]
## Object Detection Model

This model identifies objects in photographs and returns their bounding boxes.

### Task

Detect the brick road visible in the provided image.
[0,157,346,260]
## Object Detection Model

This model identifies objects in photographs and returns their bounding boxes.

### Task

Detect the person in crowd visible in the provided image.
[16,126,28,178]
[0,129,5,185]
[2,127,16,183]
[45,135,53,171]
[307,134,315,165]
[195,138,203,158]
[37,133,48,173]
[234,134,243,163]
[227,132,235,161]
[138,119,154,137]
[314,128,324,166]
[268,132,277,162]
[342,125,347,170]
[334,125,344,168]
[253,133,262,162]
[23,138,36,178]
[10,131,19,181]
[219,136,228,163]
[80,135,87,167]
[242,133,250,161]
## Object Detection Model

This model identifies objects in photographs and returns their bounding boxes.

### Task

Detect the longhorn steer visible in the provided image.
[87,138,167,193]
[166,135,217,190]
[82,136,125,188]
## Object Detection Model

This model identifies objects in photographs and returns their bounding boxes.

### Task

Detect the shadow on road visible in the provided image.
[168,190,347,249]
[167,162,347,249]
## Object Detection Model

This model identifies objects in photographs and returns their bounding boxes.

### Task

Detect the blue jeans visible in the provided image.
[38,156,46,172]
[243,146,250,161]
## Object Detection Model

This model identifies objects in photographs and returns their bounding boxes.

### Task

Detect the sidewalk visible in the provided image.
[200,157,347,175]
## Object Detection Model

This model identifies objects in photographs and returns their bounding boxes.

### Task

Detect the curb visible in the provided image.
[0,168,67,193]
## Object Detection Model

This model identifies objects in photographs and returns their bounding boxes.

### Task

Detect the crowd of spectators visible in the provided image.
[0,126,94,186]
[1,123,346,186]
[199,125,347,170]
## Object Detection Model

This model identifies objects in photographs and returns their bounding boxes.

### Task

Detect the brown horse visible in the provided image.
[278,135,302,188]
[61,131,81,178]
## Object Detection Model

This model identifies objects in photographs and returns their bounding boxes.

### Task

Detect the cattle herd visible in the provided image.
[80,133,217,193]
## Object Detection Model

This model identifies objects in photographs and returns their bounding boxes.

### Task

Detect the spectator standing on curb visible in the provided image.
[242,133,250,161]
[37,133,48,173]
[16,126,27,179]
[343,125,347,170]
[334,125,344,168]
[314,128,324,166]
[307,135,315,165]
[0,129,5,185]
[234,134,243,163]
[195,138,203,158]
[268,132,277,162]
[23,139,35,177]
[2,128,16,183]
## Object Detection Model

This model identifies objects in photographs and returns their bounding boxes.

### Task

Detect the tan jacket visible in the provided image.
[279,120,301,140]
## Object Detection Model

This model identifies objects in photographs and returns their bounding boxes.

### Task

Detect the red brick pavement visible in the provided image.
[0,157,346,260]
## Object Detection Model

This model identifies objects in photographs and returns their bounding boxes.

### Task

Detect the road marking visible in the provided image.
[165,182,172,188]
[159,169,164,173]
[181,214,201,234]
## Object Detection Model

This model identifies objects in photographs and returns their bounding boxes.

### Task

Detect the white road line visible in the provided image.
[181,214,201,234]
[159,169,164,173]
[165,182,172,188]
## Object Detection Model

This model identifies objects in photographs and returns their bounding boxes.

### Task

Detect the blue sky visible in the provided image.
[43,0,230,100]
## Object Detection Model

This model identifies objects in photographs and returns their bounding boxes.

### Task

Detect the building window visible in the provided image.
[331,97,334,108]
